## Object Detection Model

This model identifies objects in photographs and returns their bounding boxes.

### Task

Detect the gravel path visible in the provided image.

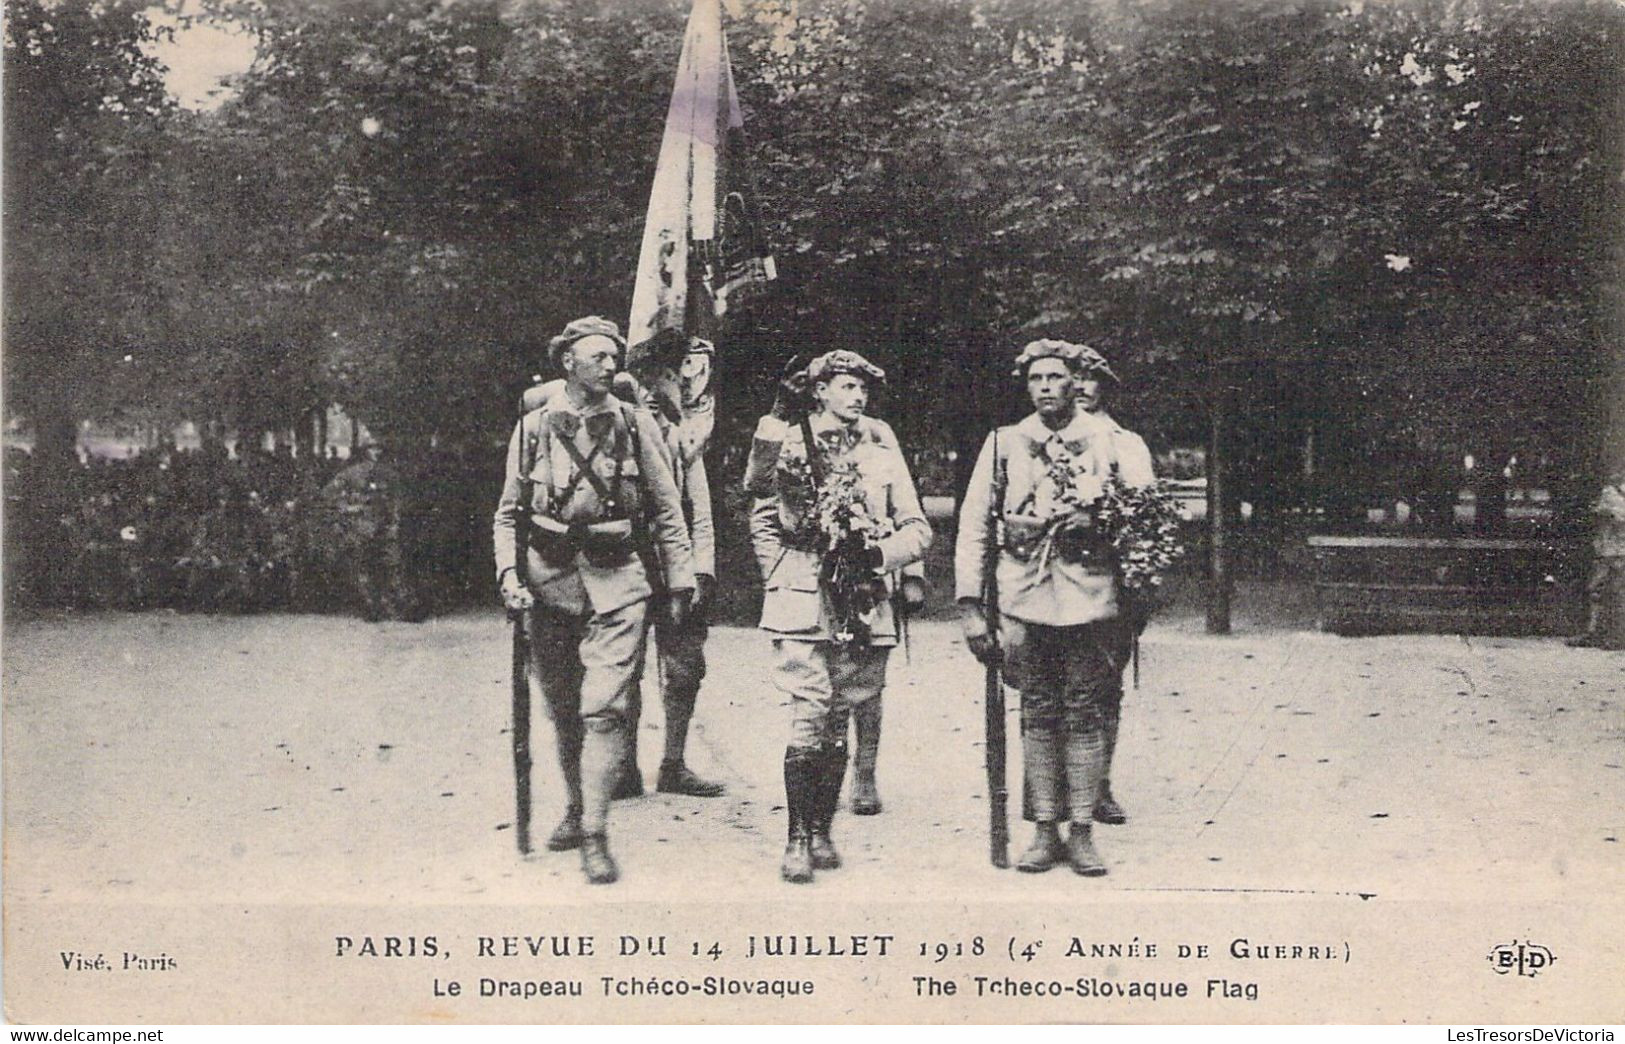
[5,611,1620,907]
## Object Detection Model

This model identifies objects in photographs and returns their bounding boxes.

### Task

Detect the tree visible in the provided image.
[4,0,179,459]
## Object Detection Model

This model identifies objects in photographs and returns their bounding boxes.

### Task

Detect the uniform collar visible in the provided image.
[550,389,620,420]
[1015,407,1117,444]
[806,411,868,443]
[808,410,856,433]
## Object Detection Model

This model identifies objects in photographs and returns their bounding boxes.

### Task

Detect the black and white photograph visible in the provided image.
[3,0,1623,1026]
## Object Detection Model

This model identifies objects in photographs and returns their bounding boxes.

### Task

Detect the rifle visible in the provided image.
[984,427,1009,869]
[510,418,535,856]
[511,604,532,855]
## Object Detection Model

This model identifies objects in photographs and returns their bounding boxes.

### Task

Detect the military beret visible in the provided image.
[1012,338,1119,382]
[806,349,886,386]
[549,316,626,366]
[631,329,715,373]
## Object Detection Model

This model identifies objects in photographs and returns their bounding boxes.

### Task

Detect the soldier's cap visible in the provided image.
[549,316,626,367]
[1012,339,1119,382]
[629,329,713,372]
[806,349,886,386]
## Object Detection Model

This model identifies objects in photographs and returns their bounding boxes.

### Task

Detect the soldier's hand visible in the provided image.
[692,573,716,617]
[899,574,928,611]
[770,357,810,421]
[665,588,693,631]
[500,570,534,613]
[958,598,1000,666]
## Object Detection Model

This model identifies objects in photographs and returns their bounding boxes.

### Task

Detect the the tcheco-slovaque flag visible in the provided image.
[627,0,776,457]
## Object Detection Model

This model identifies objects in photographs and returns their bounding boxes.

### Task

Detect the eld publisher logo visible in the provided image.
[1487,940,1555,978]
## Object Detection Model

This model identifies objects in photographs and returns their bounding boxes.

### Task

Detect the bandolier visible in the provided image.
[494,316,695,885]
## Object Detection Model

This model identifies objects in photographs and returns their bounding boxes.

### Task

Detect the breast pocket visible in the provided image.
[761,549,822,632]
[766,548,820,592]
[862,473,894,518]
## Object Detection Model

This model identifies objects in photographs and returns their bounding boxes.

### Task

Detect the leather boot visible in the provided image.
[612,682,645,800]
[851,698,882,815]
[810,741,848,870]
[1016,822,1065,873]
[547,716,585,851]
[1094,699,1127,824]
[1017,726,1065,872]
[658,678,725,795]
[1094,781,1127,825]
[545,806,583,852]
[1066,823,1107,877]
[578,719,626,884]
[780,749,819,884]
[579,832,619,885]
[656,760,725,797]
[1065,728,1109,876]
[611,757,645,800]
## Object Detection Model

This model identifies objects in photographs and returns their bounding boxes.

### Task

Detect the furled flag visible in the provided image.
[627,0,776,457]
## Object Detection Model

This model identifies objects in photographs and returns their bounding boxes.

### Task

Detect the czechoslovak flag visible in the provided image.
[626,0,776,454]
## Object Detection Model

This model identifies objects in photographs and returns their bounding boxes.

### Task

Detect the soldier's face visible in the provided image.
[1076,376,1104,413]
[816,374,868,423]
[636,364,684,421]
[1026,359,1076,418]
[564,335,620,397]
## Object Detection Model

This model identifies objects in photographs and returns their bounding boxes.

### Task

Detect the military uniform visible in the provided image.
[494,319,695,884]
[746,409,926,814]
[749,350,932,882]
[955,340,1155,875]
[522,374,723,797]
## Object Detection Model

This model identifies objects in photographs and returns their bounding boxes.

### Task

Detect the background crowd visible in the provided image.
[3,442,491,617]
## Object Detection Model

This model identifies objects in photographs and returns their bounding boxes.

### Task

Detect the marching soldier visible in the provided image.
[954,340,1155,876]
[748,350,932,883]
[521,334,725,798]
[493,316,696,885]
[744,360,926,814]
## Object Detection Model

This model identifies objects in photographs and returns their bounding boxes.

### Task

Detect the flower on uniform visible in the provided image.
[778,445,895,645]
[549,411,582,439]
[120,526,138,542]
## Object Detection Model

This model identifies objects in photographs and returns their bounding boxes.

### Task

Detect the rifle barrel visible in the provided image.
[985,654,1009,868]
[983,426,1009,868]
[512,612,532,855]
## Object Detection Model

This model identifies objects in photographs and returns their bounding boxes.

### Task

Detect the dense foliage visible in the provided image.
[7,0,1622,505]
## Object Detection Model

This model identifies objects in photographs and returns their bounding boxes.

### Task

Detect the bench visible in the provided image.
[1306,534,1582,636]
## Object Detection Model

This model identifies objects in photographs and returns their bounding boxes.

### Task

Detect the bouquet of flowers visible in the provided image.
[1092,475,1187,597]
[1031,441,1185,598]
[779,451,894,644]
[1031,441,1111,568]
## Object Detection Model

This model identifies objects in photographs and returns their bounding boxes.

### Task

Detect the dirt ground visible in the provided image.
[4,595,1621,907]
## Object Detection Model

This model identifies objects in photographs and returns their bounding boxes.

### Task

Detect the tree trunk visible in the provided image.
[1207,349,1233,635]
[1589,72,1625,648]
[1597,347,1625,649]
